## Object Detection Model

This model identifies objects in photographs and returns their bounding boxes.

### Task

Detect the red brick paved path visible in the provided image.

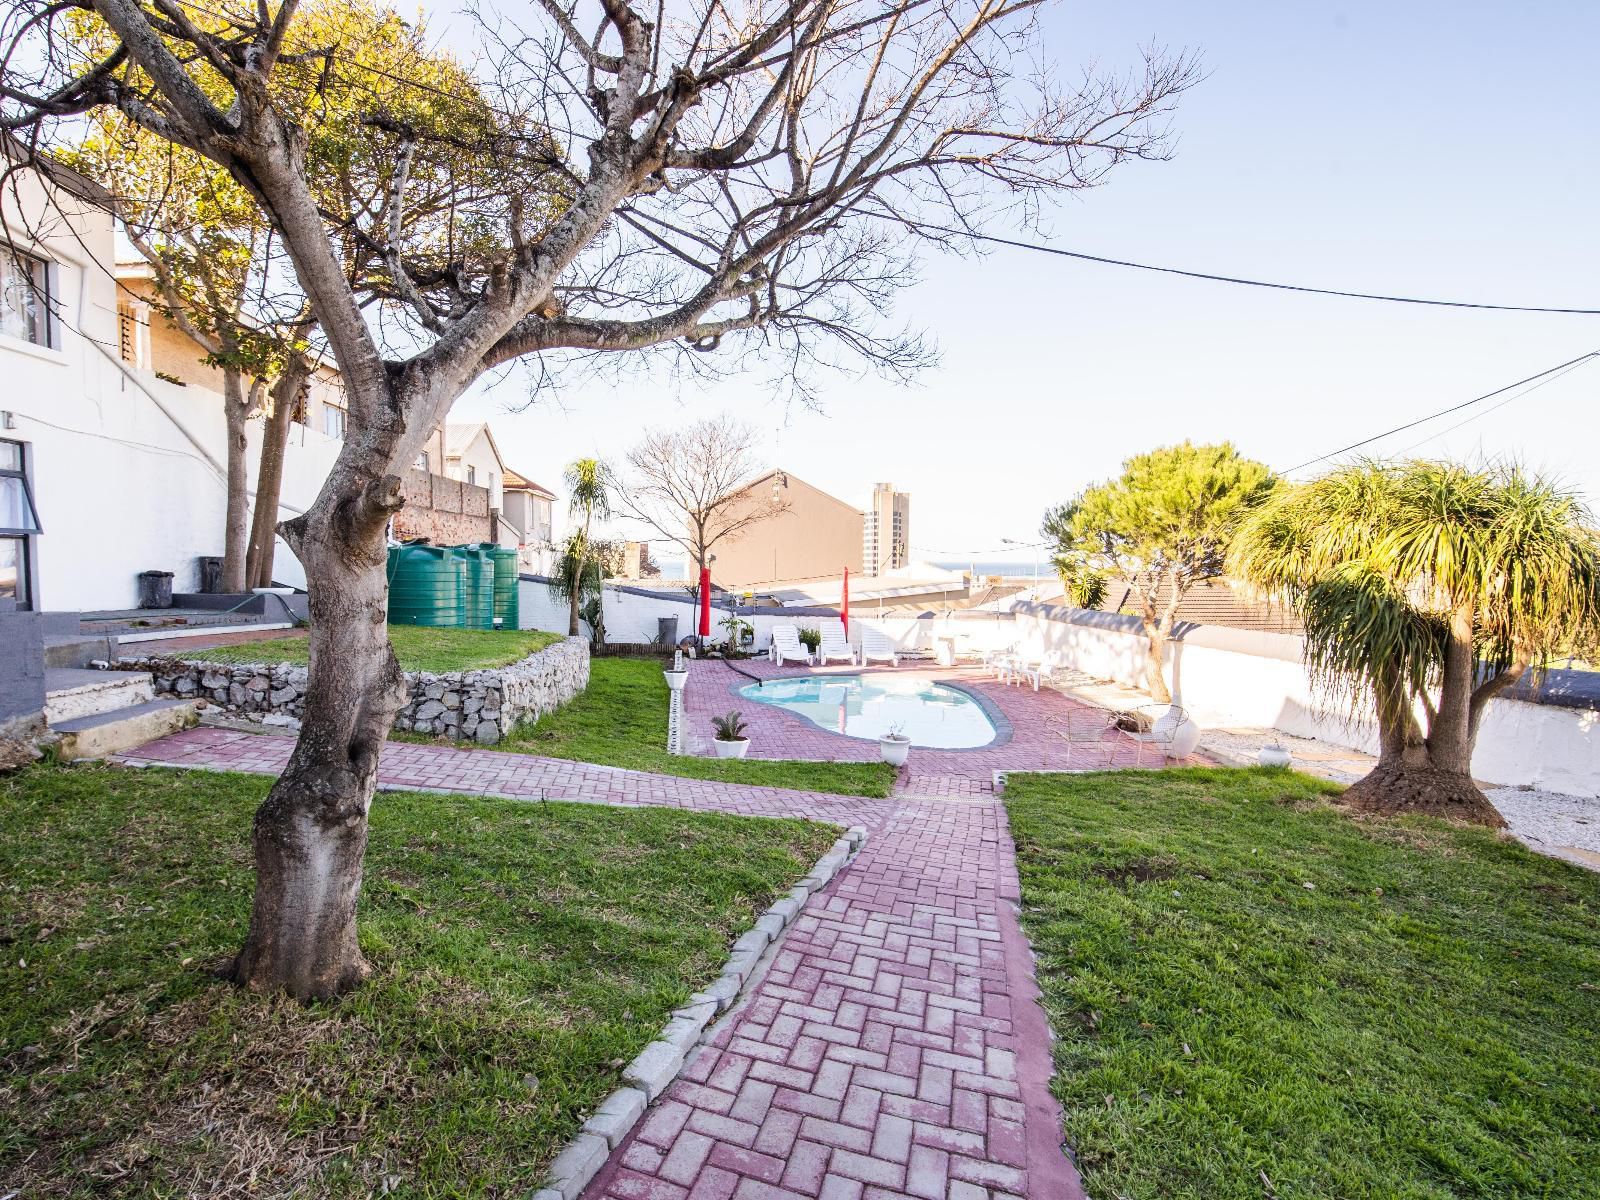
[116,726,1089,1197]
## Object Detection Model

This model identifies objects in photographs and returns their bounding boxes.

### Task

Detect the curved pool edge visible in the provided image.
[728,670,1014,752]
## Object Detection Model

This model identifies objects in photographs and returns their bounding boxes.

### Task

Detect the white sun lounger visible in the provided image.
[770,625,814,666]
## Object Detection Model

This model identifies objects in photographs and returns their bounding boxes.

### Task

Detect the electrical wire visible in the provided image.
[1282,350,1599,475]
[1391,357,1596,457]
[924,226,1600,316]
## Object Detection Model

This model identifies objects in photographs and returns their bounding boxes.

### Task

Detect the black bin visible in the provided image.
[137,570,174,609]
[198,555,224,594]
[657,616,679,647]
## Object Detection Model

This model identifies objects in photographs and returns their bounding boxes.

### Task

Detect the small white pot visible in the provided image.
[1168,717,1202,759]
[879,735,911,766]
[663,670,688,693]
[1258,744,1292,769]
[714,737,750,759]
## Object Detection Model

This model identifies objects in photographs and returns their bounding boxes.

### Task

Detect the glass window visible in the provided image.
[323,404,346,440]
[467,465,477,485]
[1,250,52,347]
[0,537,24,605]
[414,451,429,471]
[0,441,41,535]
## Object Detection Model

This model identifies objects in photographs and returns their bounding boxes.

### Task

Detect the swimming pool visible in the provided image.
[738,674,997,748]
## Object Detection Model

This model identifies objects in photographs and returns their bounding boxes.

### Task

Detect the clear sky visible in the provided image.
[439,0,1600,559]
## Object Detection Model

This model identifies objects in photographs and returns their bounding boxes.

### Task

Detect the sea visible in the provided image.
[653,559,1040,580]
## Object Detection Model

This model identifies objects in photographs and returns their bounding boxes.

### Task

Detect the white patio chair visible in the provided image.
[770,625,814,667]
[1008,649,1061,691]
[817,623,856,666]
[1124,703,1202,766]
[861,629,899,666]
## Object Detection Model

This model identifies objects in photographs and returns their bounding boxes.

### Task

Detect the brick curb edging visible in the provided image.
[532,823,871,1200]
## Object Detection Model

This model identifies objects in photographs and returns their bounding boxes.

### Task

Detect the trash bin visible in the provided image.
[198,555,224,594]
[657,616,679,647]
[137,570,175,609]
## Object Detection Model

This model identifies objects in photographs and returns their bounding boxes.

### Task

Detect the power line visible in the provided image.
[1392,357,1595,457]
[1283,350,1600,475]
[923,225,1600,316]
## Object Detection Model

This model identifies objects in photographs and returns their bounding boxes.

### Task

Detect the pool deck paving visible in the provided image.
[111,662,1158,1200]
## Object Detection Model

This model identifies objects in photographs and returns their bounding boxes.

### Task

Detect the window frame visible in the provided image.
[1,246,56,350]
[0,439,42,610]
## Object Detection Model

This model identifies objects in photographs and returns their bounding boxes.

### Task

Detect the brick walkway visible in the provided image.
[115,727,1089,1198]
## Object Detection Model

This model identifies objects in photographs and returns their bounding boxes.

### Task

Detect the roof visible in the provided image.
[1099,577,1303,634]
[503,467,556,499]
[444,422,507,471]
[1,131,115,210]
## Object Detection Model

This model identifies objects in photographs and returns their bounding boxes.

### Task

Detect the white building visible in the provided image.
[0,140,342,612]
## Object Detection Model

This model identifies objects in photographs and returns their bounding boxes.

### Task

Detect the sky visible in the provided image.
[436,0,1600,561]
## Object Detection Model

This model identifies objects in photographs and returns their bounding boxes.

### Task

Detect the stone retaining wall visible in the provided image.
[122,636,589,745]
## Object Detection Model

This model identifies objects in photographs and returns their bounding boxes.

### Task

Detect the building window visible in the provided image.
[467,465,477,485]
[323,404,346,440]
[1,249,53,348]
[415,451,430,471]
[0,439,42,609]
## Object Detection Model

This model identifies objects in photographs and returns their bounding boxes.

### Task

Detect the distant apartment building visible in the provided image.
[704,470,865,591]
[862,482,911,573]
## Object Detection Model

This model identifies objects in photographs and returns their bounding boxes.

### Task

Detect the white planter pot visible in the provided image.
[714,737,749,759]
[879,736,911,766]
[1258,744,1292,769]
[1169,717,1202,759]
[663,670,688,693]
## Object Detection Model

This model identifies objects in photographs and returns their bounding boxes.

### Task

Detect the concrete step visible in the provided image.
[44,668,154,723]
[53,698,199,761]
[43,633,119,669]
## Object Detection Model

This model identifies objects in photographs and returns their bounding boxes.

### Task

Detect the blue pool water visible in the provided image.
[738,675,997,748]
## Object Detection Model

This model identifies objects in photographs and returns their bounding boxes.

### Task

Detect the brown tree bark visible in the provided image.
[228,463,407,999]
[218,366,263,593]
[246,358,310,589]
[1339,641,1508,829]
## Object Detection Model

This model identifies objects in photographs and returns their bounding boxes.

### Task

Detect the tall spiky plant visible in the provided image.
[561,458,611,638]
[1230,460,1600,826]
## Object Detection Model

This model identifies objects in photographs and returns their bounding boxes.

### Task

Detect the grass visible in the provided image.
[0,762,836,1198]
[481,657,897,798]
[185,626,563,673]
[1004,767,1600,1200]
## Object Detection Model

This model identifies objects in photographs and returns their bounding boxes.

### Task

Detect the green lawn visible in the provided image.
[1005,768,1600,1200]
[490,657,897,798]
[0,763,835,1198]
[186,626,563,673]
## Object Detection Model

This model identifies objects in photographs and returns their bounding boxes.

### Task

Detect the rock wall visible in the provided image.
[123,636,588,745]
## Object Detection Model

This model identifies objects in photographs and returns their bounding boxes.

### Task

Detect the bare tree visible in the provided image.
[3,0,1197,998]
[615,415,786,579]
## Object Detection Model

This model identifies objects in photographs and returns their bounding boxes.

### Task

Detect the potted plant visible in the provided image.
[712,711,751,758]
[797,625,822,655]
[879,721,912,766]
[1258,743,1292,769]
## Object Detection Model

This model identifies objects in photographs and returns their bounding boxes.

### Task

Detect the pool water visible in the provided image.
[738,674,997,748]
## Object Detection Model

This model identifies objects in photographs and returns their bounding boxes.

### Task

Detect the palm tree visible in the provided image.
[1230,460,1600,826]
[561,458,611,638]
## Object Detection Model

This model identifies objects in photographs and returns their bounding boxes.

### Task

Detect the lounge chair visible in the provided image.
[770,625,814,666]
[861,629,899,667]
[1008,649,1061,691]
[817,624,856,666]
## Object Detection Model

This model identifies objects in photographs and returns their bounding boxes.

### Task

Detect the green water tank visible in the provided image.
[451,544,495,629]
[387,543,461,626]
[487,545,520,629]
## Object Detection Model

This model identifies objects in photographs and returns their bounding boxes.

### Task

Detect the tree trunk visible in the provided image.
[1142,622,1171,703]
[220,366,253,593]
[229,463,408,1000]
[1340,654,1507,829]
[246,360,309,589]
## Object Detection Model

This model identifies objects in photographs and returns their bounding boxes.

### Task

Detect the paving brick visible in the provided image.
[658,1131,715,1187]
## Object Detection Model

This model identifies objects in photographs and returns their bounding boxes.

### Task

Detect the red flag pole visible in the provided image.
[841,566,850,637]
[698,563,713,638]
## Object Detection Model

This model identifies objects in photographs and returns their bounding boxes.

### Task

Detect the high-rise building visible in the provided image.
[862,482,911,575]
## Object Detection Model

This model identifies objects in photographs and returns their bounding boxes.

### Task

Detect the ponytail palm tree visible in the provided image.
[1230,461,1600,826]
[561,458,611,638]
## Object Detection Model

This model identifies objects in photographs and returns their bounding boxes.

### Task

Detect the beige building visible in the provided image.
[863,481,911,573]
[708,470,864,591]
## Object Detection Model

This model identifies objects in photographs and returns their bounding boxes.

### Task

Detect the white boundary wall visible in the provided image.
[514,577,1598,798]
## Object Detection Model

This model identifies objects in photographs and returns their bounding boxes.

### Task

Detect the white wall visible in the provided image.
[2,163,345,611]
[1011,603,1599,798]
